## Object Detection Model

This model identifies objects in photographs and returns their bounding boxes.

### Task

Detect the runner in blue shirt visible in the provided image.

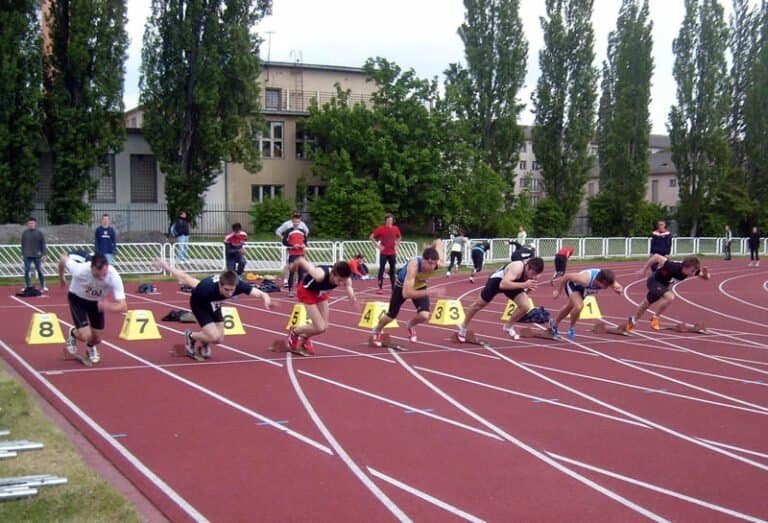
[550,268,622,340]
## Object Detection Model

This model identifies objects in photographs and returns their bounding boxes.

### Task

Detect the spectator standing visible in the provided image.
[640,220,672,276]
[723,225,733,260]
[171,210,191,262]
[446,232,468,277]
[94,214,117,264]
[369,213,401,294]
[747,226,761,267]
[282,222,308,297]
[275,212,310,286]
[469,240,491,283]
[224,222,248,275]
[21,217,47,292]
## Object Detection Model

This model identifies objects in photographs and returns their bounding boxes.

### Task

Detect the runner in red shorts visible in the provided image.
[286,257,357,354]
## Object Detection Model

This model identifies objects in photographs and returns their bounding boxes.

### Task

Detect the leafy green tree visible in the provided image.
[141,0,269,225]
[250,197,292,234]
[42,0,128,224]
[0,1,41,223]
[668,0,731,235]
[743,1,768,227]
[592,0,653,236]
[444,0,528,187]
[531,0,598,235]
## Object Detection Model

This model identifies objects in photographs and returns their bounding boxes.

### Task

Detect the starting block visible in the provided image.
[590,322,631,336]
[519,326,559,340]
[119,310,161,340]
[285,303,312,330]
[663,322,709,334]
[501,298,535,321]
[25,313,65,344]
[221,306,246,335]
[578,295,602,320]
[429,299,465,326]
[358,301,398,329]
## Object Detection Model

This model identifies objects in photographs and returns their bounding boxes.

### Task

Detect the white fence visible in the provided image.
[1,237,764,279]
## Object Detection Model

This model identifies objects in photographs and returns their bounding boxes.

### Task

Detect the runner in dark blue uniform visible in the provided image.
[156,259,272,359]
[286,257,356,355]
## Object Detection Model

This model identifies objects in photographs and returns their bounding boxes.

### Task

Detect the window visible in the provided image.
[651,179,659,203]
[519,160,527,170]
[265,88,281,110]
[251,184,284,202]
[296,123,316,160]
[587,182,595,196]
[259,121,284,159]
[519,142,527,153]
[130,154,158,203]
[89,154,116,203]
[532,161,542,171]
[669,178,677,187]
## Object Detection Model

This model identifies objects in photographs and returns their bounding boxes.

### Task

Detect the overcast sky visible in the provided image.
[124,1,748,135]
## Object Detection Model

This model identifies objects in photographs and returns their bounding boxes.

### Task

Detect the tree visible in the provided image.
[0,1,41,223]
[743,1,768,227]
[531,0,598,236]
[42,0,129,224]
[591,0,654,236]
[668,0,731,236]
[728,0,757,169]
[444,0,528,187]
[140,0,270,225]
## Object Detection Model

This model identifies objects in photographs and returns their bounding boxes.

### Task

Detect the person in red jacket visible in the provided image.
[348,253,370,280]
[224,223,248,275]
[369,213,401,294]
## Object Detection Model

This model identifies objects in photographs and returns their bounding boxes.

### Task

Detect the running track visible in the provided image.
[1,259,767,522]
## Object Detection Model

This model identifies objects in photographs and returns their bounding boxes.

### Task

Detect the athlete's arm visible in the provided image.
[154,259,199,288]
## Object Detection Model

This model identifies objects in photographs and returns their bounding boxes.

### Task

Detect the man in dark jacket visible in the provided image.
[21,217,47,292]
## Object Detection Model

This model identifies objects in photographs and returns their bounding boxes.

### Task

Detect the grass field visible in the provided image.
[0,362,143,522]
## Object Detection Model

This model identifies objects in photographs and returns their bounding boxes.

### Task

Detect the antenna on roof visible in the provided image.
[289,50,303,65]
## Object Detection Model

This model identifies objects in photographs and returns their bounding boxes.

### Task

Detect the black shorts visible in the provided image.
[645,275,669,304]
[480,277,524,303]
[386,285,430,319]
[190,296,224,327]
[68,292,105,330]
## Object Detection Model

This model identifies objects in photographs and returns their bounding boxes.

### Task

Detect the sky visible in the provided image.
[123,1,744,135]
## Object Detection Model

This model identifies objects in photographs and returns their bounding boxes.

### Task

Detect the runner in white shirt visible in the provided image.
[58,253,127,363]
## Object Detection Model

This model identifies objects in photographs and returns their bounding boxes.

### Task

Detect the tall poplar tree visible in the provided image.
[141,0,270,223]
[668,0,731,236]
[743,1,768,225]
[728,0,757,169]
[0,1,41,223]
[443,0,528,187]
[531,0,598,235]
[43,0,129,224]
[590,0,654,235]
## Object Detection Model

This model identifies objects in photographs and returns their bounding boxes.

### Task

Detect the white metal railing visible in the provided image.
[2,237,764,279]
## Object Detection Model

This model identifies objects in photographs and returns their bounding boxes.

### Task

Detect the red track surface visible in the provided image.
[2,259,767,521]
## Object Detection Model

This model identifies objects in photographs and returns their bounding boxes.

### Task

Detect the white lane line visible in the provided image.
[548,451,766,523]
[367,467,485,523]
[387,350,666,522]
[717,273,768,312]
[522,362,768,416]
[622,358,768,386]
[298,370,504,440]
[285,355,412,522]
[13,298,333,455]
[413,366,650,429]
[0,339,209,523]
[487,348,768,472]
[696,439,768,460]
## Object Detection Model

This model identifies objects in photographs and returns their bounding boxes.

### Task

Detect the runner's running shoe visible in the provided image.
[372,330,383,348]
[200,343,211,359]
[66,328,77,355]
[300,337,315,355]
[625,316,636,332]
[86,345,100,364]
[287,328,299,350]
[457,324,467,343]
[503,325,520,340]
[184,329,195,357]
[650,316,661,330]
[548,318,561,339]
[408,327,417,343]
[567,327,576,340]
